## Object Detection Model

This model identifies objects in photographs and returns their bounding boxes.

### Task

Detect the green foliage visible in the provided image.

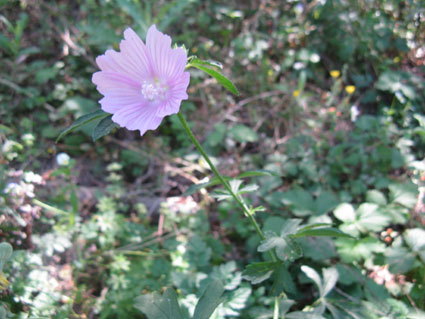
[188,58,239,96]
[1,0,425,318]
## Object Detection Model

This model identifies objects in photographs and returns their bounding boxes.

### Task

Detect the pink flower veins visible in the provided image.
[92,25,190,136]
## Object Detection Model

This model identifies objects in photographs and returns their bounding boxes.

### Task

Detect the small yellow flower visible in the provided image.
[345,85,356,94]
[393,56,400,63]
[293,90,300,97]
[330,70,340,78]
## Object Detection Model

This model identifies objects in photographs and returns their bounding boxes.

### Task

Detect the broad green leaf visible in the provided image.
[190,61,239,95]
[134,288,183,319]
[292,227,354,239]
[333,203,355,223]
[385,247,416,274]
[366,190,387,205]
[299,237,337,261]
[271,264,296,296]
[357,203,390,232]
[242,261,277,284]
[194,278,224,319]
[389,181,418,208]
[315,191,339,215]
[281,189,315,217]
[92,115,118,141]
[404,228,425,263]
[229,124,258,143]
[56,109,109,142]
[335,237,385,263]
[0,243,13,271]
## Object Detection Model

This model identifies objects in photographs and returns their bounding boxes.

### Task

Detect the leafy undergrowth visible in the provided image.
[1,0,425,318]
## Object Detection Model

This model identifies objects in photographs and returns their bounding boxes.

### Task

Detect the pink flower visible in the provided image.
[92,25,190,136]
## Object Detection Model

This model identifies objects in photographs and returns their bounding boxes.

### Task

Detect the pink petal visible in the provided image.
[146,25,187,82]
[96,49,146,83]
[119,28,153,78]
[169,71,190,100]
[156,72,190,117]
[111,103,164,136]
[92,71,140,95]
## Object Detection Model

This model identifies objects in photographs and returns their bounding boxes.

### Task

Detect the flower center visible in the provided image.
[141,80,167,101]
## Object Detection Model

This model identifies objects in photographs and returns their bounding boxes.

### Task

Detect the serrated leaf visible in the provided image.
[242,261,277,284]
[92,115,118,141]
[404,228,425,263]
[389,181,418,208]
[292,227,354,239]
[190,61,239,95]
[333,203,356,223]
[194,278,225,319]
[56,109,109,142]
[271,264,296,296]
[134,288,183,319]
[366,190,387,205]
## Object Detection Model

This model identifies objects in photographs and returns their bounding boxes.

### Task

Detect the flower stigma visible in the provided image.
[141,80,168,101]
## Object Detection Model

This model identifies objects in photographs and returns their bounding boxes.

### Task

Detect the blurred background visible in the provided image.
[1,0,425,318]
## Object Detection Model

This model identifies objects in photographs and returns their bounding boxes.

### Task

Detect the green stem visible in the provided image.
[273,297,279,319]
[177,112,276,261]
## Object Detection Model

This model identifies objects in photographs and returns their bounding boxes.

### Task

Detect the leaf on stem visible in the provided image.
[56,109,109,143]
[189,58,239,96]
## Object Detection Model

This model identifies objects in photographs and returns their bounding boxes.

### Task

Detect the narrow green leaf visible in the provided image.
[56,109,109,143]
[92,115,118,141]
[295,223,332,233]
[292,227,354,239]
[237,169,279,178]
[193,278,225,319]
[191,58,223,69]
[190,62,239,95]
[183,176,233,196]
[242,261,278,284]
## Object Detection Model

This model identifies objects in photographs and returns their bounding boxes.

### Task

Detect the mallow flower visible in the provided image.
[92,25,190,136]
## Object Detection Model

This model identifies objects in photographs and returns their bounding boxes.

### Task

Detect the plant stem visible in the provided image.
[177,112,275,259]
[273,297,279,319]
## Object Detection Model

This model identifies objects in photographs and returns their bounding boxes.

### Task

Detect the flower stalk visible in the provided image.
[177,112,277,262]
